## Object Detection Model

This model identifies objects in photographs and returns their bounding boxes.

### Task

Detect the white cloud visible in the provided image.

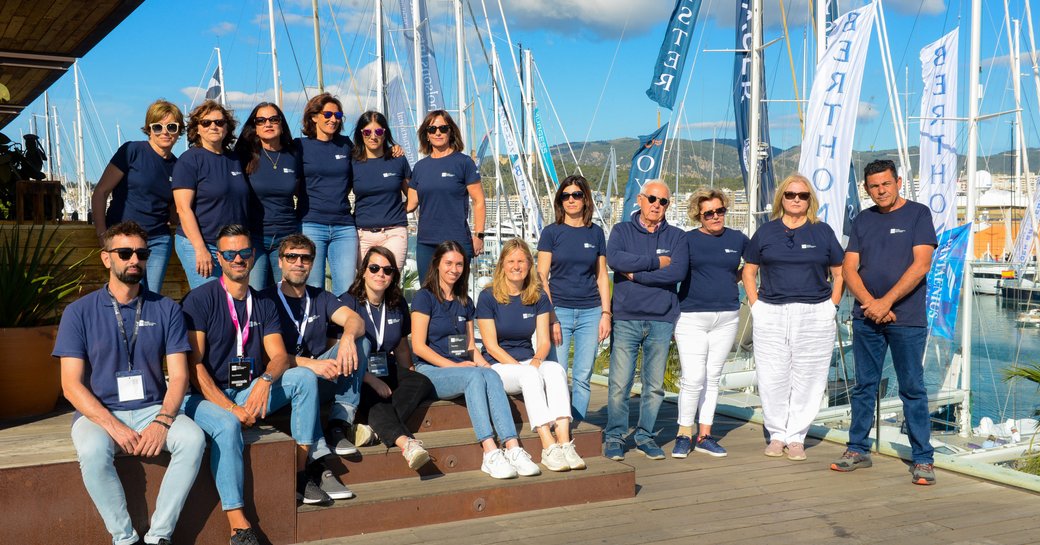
[982,52,1034,68]
[500,0,672,39]
[858,100,880,120]
[682,120,735,130]
[210,22,236,36]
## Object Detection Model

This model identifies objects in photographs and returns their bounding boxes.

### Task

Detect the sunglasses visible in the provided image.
[254,115,281,126]
[198,118,227,128]
[106,247,152,261]
[281,252,314,264]
[426,124,451,135]
[560,191,585,201]
[362,128,386,137]
[783,191,811,201]
[219,248,254,261]
[149,122,180,134]
[642,194,670,206]
[321,111,344,120]
[702,206,728,220]
[367,264,395,276]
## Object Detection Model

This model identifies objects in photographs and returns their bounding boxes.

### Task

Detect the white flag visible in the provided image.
[498,106,543,236]
[917,29,959,233]
[798,3,876,239]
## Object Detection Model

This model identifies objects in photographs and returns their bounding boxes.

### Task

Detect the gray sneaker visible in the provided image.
[297,472,332,505]
[328,424,358,455]
[230,528,260,545]
[830,450,872,472]
[911,463,936,485]
[319,469,354,500]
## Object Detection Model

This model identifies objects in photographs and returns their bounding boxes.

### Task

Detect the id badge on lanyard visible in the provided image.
[109,286,145,402]
[222,278,254,389]
[277,282,311,356]
[368,352,390,377]
[366,301,392,375]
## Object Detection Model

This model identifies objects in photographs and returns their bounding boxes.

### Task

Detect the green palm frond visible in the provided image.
[1003,364,1040,388]
[0,225,91,327]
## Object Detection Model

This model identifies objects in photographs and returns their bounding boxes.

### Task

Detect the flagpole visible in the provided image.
[748,0,763,236]
[959,0,981,438]
[312,0,325,94]
[268,0,282,108]
[216,47,227,107]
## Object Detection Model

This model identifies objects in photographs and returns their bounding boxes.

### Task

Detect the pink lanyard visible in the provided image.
[220,277,252,357]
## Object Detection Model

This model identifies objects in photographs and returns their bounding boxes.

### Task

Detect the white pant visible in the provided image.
[674,310,740,428]
[751,300,836,444]
[492,360,572,430]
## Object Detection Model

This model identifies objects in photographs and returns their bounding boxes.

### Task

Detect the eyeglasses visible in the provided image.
[149,123,180,134]
[219,248,254,261]
[198,118,227,128]
[254,115,281,126]
[702,207,728,220]
[783,191,811,201]
[784,229,796,249]
[367,264,395,276]
[641,194,670,206]
[426,124,451,135]
[560,191,584,201]
[321,111,344,120]
[362,128,386,137]
[281,252,314,264]
[106,247,152,261]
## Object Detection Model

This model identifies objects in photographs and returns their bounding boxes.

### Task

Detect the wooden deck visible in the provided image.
[303,387,1040,545]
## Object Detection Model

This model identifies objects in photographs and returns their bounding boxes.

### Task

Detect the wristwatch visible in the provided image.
[475,232,487,240]
[260,373,274,383]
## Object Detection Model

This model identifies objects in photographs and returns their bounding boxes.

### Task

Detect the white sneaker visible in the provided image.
[354,423,376,447]
[541,443,571,472]
[402,438,431,470]
[506,446,542,477]
[560,440,587,470]
[481,449,518,479]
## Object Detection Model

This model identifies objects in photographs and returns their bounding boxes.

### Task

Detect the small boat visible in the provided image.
[1015,308,1040,327]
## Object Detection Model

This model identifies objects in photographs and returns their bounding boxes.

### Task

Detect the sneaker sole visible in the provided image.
[324,490,354,500]
[406,451,431,470]
[694,447,727,458]
[607,454,625,461]
[481,466,518,479]
[541,461,571,472]
[912,477,935,485]
[297,493,330,505]
[671,451,690,459]
[639,450,666,460]
[830,460,872,472]
[354,425,375,447]
[787,454,807,461]
[568,461,587,470]
[333,446,359,456]
[764,450,785,457]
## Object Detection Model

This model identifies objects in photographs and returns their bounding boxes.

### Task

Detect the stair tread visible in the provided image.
[354,419,603,455]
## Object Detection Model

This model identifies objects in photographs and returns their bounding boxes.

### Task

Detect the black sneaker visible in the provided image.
[327,421,358,455]
[297,471,332,505]
[157,540,172,545]
[230,528,260,545]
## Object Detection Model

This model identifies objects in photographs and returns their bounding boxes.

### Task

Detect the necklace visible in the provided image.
[262,147,281,170]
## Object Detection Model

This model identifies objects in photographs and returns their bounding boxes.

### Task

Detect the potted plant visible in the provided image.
[0,224,90,419]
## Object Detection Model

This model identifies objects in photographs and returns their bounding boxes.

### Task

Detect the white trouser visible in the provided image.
[751,300,836,444]
[674,310,741,428]
[492,360,572,430]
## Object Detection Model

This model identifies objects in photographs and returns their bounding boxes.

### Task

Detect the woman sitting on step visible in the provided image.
[411,240,541,480]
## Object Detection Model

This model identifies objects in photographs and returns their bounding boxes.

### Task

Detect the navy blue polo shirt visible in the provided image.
[410,288,473,364]
[476,290,552,363]
[679,228,750,313]
[246,146,301,237]
[172,147,249,244]
[296,136,354,226]
[352,155,411,228]
[52,287,191,412]
[408,152,480,245]
[744,219,844,304]
[181,280,282,390]
[537,223,606,309]
[340,293,411,367]
[847,200,938,327]
[105,141,177,237]
[260,284,344,357]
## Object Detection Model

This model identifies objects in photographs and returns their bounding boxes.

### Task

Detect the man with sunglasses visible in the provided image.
[55,221,205,545]
[832,159,939,486]
[259,233,368,501]
[603,180,689,461]
[180,224,325,545]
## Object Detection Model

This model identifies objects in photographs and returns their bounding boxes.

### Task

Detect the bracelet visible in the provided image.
[152,419,171,430]
[156,413,176,421]
[227,402,238,412]
[602,310,612,316]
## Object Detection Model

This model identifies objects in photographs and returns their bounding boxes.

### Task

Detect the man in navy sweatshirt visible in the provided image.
[603,180,689,460]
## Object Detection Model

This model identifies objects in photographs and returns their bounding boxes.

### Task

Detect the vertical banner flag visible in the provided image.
[918,29,960,233]
[532,108,559,187]
[733,0,777,226]
[926,222,971,340]
[399,0,444,113]
[498,106,543,236]
[387,76,418,165]
[623,124,669,221]
[646,0,702,109]
[826,0,863,236]
[205,67,222,102]
[1011,178,1040,271]
[798,2,876,239]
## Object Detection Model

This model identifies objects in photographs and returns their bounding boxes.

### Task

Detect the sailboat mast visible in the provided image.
[455,0,466,151]
[53,106,62,183]
[413,0,423,155]
[268,0,282,108]
[312,0,324,94]
[960,0,982,437]
[375,0,386,113]
[74,61,86,218]
[747,0,763,236]
[216,48,227,106]
[44,92,53,180]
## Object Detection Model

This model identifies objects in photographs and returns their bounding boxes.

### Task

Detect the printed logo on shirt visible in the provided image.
[136,320,157,327]
[168,176,173,182]
[801,244,817,249]
[335,154,348,160]
[249,320,261,328]
[656,248,671,255]
[304,315,320,324]
[231,171,242,176]
[382,172,397,178]
[456,316,466,322]
[890,228,906,234]
[522,313,535,320]
[441,172,455,178]
[388,318,401,325]
[583,243,596,249]
[724,249,739,254]
[283,168,295,174]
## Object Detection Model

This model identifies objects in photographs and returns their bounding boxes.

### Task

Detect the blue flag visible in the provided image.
[533,108,559,187]
[646,0,702,110]
[399,0,444,114]
[926,223,971,340]
[623,124,669,222]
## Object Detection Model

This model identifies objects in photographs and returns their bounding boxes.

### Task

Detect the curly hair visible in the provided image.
[139,99,185,137]
[187,100,237,152]
[686,187,730,224]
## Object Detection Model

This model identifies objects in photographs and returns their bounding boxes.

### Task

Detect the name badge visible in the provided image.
[447,334,471,360]
[228,357,255,389]
[116,370,145,402]
[368,352,390,377]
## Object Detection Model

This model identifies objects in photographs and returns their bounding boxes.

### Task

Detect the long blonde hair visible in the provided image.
[490,238,541,305]
[770,173,821,223]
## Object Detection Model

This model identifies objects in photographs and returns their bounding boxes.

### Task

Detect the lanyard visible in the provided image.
[365,300,386,350]
[107,285,142,371]
[220,277,252,358]
[276,282,311,353]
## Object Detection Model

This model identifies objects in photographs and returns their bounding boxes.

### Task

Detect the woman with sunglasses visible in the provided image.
[338,246,434,470]
[91,99,184,293]
[234,102,300,290]
[478,238,585,472]
[535,176,610,423]
[406,110,485,281]
[172,100,246,288]
[742,174,844,461]
[670,188,749,459]
[411,241,541,480]
[350,111,410,270]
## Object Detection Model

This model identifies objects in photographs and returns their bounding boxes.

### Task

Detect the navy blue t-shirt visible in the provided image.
[847,200,938,327]
[679,228,750,313]
[410,288,473,364]
[105,141,177,238]
[181,280,282,390]
[744,219,844,304]
[172,147,249,244]
[340,293,411,368]
[476,290,552,363]
[537,223,606,309]
[409,152,480,245]
[352,155,411,228]
[296,136,354,226]
[246,146,301,237]
[52,288,191,412]
[260,284,344,357]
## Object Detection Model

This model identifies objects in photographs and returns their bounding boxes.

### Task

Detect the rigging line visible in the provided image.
[778,0,804,135]
[189,49,216,110]
[577,17,628,166]
[661,0,712,171]
[77,67,114,159]
[277,0,312,103]
[532,62,584,178]
[865,0,927,151]
[324,0,364,113]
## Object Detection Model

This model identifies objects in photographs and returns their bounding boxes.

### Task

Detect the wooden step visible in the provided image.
[295,457,635,541]
[403,396,529,433]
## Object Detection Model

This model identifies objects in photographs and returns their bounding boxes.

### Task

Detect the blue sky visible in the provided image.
[6,0,1038,183]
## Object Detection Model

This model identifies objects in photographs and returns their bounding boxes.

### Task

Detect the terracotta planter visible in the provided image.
[0,325,60,420]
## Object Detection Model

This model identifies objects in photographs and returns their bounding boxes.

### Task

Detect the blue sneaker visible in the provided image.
[694,435,727,457]
[671,435,693,458]
[636,441,666,460]
[604,440,626,461]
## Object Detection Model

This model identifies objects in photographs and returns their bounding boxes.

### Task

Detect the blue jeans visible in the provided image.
[249,230,298,291]
[415,362,517,444]
[142,233,173,294]
[848,320,933,464]
[182,367,321,510]
[605,319,675,446]
[415,240,473,286]
[71,406,205,545]
[302,222,358,296]
[174,234,220,289]
[554,305,602,421]
[309,337,370,461]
